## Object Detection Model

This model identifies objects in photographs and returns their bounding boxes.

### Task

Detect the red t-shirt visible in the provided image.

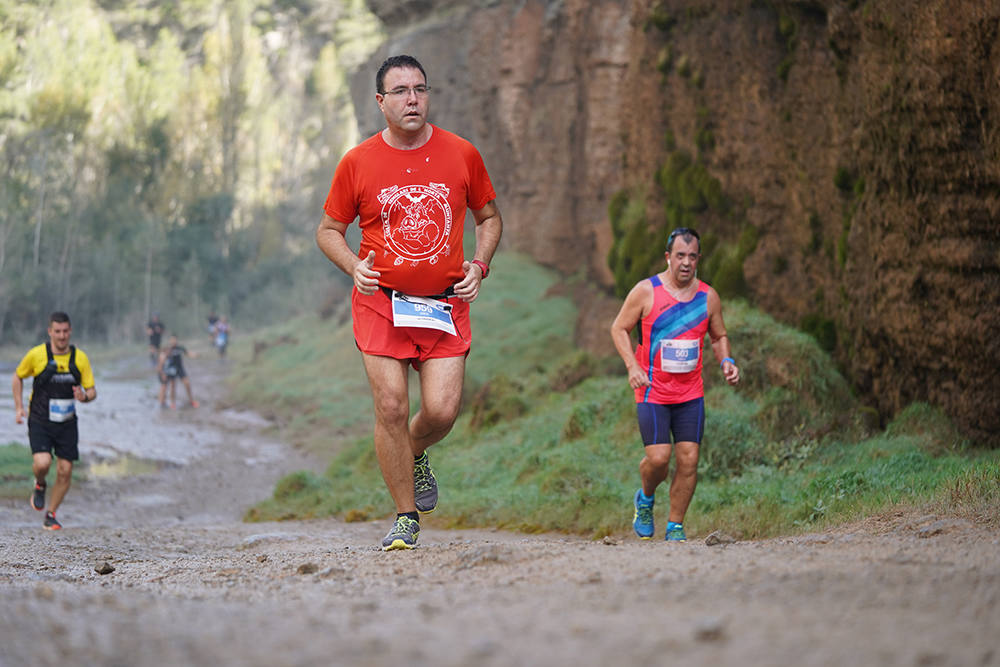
[324,125,496,296]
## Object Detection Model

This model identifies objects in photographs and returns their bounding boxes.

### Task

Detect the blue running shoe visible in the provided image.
[665,521,687,542]
[632,489,655,539]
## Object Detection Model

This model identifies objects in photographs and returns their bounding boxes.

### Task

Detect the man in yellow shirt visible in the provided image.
[11,312,97,530]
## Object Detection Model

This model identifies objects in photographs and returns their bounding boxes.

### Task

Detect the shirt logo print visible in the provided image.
[378,182,453,265]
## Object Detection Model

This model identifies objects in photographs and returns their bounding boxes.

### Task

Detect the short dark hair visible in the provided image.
[49,311,71,326]
[376,55,427,94]
[666,227,700,253]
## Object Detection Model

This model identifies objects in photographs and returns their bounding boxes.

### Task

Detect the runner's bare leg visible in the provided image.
[410,355,465,457]
[48,457,73,513]
[639,443,672,496]
[668,442,699,523]
[362,353,417,513]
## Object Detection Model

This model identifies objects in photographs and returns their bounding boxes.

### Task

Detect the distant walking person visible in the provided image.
[11,312,97,530]
[206,310,219,343]
[317,54,503,550]
[212,316,230,358]
[146,313,165,366]
[157,335,199,409]
[610,228,740,542]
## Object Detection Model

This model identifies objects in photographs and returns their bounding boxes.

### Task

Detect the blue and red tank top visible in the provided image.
[634,275,710,405]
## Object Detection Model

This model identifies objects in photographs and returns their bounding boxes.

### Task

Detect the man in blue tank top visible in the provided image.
[610,228,740,542]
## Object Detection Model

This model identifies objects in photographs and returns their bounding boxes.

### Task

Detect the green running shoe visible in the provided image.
[665,521,686,542]
[414,452,438,514]
[632,489,655,539]
[381,515,420,551]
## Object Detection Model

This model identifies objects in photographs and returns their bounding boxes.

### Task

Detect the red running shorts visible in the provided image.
[351,287,471,362]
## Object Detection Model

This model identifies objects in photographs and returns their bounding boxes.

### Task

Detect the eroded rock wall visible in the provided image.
[353,0,1000,443]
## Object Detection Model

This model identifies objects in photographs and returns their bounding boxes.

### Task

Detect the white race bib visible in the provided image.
[48,398,76,423]
[659,339,700,373]
[391,291,456,335]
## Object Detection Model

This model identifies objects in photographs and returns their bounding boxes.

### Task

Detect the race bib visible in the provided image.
[48,398,76,423]
[391,291,456,335]
[659,338,700,373]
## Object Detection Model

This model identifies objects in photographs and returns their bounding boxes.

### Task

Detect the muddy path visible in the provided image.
[1,352,998,667]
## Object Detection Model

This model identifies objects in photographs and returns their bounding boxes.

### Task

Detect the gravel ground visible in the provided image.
[1,355,998,667]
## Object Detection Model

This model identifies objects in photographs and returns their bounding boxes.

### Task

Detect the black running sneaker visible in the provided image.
[381,515,419,551]
[43,511,61,530]
[30,482,46,512]
[414,452,438,514]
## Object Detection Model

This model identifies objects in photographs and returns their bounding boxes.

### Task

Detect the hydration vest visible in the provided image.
[29,343,82,423]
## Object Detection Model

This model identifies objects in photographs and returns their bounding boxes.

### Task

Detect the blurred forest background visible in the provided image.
[2,0,997,443]
[0,0,379,342]
[1,0,996,532]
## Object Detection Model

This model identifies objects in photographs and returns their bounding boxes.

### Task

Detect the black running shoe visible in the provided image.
[30,482,46,512]
[414,453,438,514]
[43,511,61,530]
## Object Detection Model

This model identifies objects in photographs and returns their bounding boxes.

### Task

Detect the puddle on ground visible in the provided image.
[84,454,164,480]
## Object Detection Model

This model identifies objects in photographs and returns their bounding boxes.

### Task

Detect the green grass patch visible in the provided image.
[0,442,33,500]
[242,252,999,538]
[693,435,999,539]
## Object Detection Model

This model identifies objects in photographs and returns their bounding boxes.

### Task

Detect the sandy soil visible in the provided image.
[0,354,998,667]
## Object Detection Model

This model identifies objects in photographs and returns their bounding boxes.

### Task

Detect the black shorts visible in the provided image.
[28,419,80,461]
[636,397,705,445]
[160,366,186,383]
[150,335,162,348]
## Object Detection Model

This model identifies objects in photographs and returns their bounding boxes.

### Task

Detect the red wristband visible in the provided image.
[471,259,490,279]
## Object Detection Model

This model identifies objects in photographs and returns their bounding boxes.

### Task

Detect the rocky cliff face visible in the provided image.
[354,0,999,443]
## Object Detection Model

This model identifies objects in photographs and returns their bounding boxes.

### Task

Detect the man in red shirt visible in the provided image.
[317,55,503,550]
[610,228,739,542]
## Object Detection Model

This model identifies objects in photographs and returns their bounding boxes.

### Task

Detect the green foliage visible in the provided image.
[606,189,661,298]
[777,56,794,81]
[932,462,1000,527]
[468,375,530,430]
[676,54,692,78]
[648,3,677,32]
[837,208,853,268]
[691,67,705,89]
[694,114,715,152]
[0,0,383,342]
[655,45,674,74]
[700,225,757,299]
[800,312,837,352]
[834,166,856,192]
[806,211,823,254]
[853,176,866,197]
[778,13,798,43]
[608,148,750,299]
[244,255,999,537]
[885,403,970,454]
[658,150,727,215]
[831,166,864,269]
[693,437,999,538]
[776,13,797,81]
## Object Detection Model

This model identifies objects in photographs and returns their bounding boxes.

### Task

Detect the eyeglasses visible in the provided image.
[381,85,432,98]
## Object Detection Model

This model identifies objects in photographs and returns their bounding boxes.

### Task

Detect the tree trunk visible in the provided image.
[144,240,153,322]
[32,151,49,269]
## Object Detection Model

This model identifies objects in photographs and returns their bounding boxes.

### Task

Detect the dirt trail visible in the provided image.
[0,354,997,667]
